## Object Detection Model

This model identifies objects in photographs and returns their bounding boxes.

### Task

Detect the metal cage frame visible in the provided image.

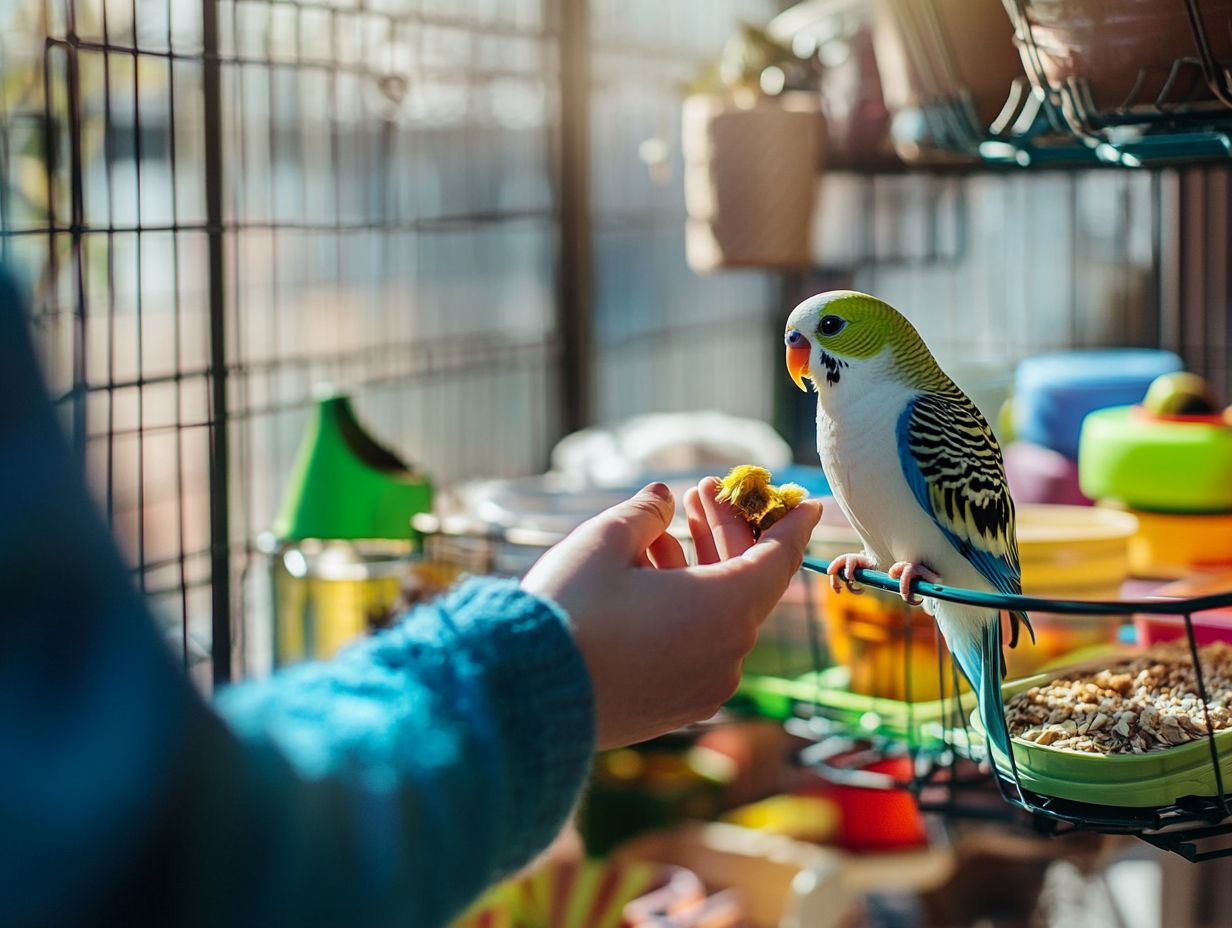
[799,555,1232,861]
[2,0,791,686]
[1003,0,1232,165]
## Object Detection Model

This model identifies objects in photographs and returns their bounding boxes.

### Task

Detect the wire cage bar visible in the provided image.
[2,0,797,686]
[1,0,571,686]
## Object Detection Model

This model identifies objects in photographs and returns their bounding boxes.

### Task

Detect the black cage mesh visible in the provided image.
[0,0,784,687]
[2,0,564,686]
[5,0,1232,692]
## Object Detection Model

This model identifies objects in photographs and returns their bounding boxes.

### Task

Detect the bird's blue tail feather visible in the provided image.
[951,619,1013,766]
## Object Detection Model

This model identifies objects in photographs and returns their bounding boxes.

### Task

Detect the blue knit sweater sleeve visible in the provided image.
[0,267,594,928]
[212,578,596,926]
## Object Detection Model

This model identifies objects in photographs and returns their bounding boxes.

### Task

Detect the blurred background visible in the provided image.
[7,0,1232,925]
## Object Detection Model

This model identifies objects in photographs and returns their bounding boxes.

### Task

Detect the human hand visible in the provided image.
[521,477,822,750]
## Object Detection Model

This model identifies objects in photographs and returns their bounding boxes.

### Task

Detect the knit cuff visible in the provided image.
[434,577,595,874]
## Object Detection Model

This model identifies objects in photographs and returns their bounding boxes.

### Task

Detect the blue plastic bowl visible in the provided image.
[1012,349,1182,459]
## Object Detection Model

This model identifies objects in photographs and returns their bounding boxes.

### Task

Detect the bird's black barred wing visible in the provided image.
[896,391,1033,648]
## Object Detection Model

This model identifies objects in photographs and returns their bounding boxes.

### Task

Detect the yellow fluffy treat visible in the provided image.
[717,465,776,521]
[717,465,807,538]
[776,484,808,508]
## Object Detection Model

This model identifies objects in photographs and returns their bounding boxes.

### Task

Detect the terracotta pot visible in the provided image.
[1016,0,1232,119]
[873,0,1023,160]
[682,92,824,271]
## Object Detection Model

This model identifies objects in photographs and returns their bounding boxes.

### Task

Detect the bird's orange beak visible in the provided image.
[786,342,811,392]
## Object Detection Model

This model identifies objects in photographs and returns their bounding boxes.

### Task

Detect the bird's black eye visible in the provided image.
[819,314,847,337]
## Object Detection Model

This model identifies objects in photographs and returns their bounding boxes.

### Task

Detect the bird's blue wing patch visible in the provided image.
[897,394,1033,649]
[896,394,1033,655]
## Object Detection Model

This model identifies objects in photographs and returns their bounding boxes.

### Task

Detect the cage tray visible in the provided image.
[734,666,970,750]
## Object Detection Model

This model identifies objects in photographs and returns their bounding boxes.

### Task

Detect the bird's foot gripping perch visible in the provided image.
[887,561,941,607]
[827,552,878,595]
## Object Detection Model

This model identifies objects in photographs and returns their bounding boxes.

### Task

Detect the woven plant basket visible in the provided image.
[682,91,824,272]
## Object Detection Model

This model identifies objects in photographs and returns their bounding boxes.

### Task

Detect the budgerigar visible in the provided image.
[784,291,1032,764]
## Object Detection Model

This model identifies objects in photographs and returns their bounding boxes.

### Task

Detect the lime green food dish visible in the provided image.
[977,673,1232,808]
[1078,405,1232,513]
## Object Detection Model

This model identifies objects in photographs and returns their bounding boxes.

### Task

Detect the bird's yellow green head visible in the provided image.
[784,290,948,393]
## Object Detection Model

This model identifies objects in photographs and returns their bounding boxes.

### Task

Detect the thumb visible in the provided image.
[591,482,676,558]
[720,498,822,596]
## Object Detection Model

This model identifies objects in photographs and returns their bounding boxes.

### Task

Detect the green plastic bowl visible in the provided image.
[1078,405,1232,513]
[978,673,1232,808]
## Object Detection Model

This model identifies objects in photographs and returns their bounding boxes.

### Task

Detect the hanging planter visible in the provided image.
[682,25,825,272]
[682,92,824,272]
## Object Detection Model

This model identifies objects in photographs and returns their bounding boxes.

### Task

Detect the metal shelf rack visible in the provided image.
[792,555,1232,861]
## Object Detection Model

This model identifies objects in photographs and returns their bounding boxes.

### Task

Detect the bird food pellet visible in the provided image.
[1004,641,1232,754]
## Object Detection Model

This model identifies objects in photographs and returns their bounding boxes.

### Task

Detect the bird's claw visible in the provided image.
[887,561,940,606]
[827,553,877,595]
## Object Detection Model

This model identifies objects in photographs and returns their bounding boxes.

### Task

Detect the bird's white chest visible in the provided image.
[816,389,911,561]
[815,381,985,587]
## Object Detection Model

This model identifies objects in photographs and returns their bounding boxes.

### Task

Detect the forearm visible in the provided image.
[3,266,598,926]
[4,543,592,927]
[201,578,595,926]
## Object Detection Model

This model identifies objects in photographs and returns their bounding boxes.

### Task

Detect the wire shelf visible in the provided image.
[797,555,1232,861]
[1002,0,1232,167]
[783,0,1232,167]
[778,0,1103,169]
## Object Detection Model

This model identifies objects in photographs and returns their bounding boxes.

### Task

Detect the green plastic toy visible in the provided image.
[1078,405,1232,513]
[272,394,433,541]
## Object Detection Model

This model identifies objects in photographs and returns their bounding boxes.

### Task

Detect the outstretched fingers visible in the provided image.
[697,475,757,560]
[592,482,676,564]
[684,485,720,566]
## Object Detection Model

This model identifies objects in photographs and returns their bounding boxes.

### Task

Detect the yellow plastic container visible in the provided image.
[262,537,416,666]
[819,586,966,702]
[1017,505,1135,595]
[812,502,1136,687]
[1004,505,1138,678]
[1116,507,1232,579]
[812,508,965,703]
